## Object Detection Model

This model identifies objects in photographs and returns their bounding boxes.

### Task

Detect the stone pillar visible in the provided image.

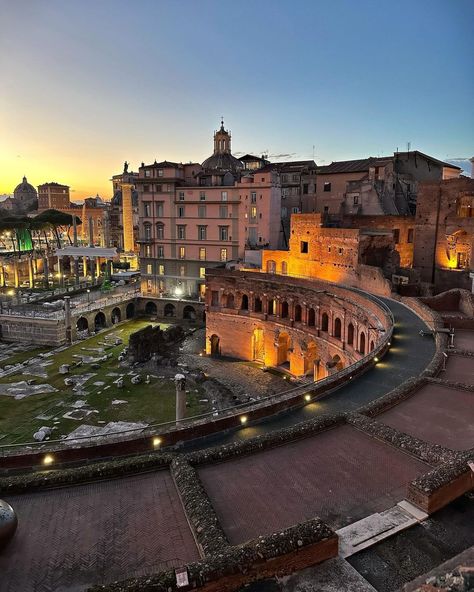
[88,216,94,247]
[95,257,101,278]
[72,215,78,247]
[174,373,186,423]
[28,256,34,288]
[58,256,64,287]
[74,257,80,285]
[83,257,88,278]
[121,183,134,253]
[13,261,19,288]
[64,296,72,344]
[0,265,5,287]
[43,256,49,288]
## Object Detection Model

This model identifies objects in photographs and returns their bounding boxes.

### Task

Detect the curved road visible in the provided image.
[184,297,436,449]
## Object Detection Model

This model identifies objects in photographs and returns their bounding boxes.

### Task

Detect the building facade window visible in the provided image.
[146,264,153,274]
[198,205,207,218]
[199,267,206,279]
[177,225,186,239]
[323,182,331,192]
[407,228,414,243]
[219,226,229,241]
[300,241,308,253]
[144,223,152,239]
[251,192,256,203]
[156,203,164,216]
[179,246,186,259]
[200,191,206,201]
[219,205,228,218]
[156,223,164,239]
[158,169,163,177]
[158,245,164,258]
[178,206,185,218]
[145,170,151,178]
[145,245,151,257]
[250,206,257,220]
[199,247,206,261]
[220,248,228,261]
[143,202,151,216]
[393,229,400,244]
[158,264,165,275]
[179,265,186,276]
[178,191,185,201]
[198,225,207,240]
[221,191,228,201]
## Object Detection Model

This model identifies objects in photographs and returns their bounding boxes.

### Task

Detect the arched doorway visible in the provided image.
[281,261,288,275]
[294,304,302,322]
[252,328,265,362]
[183,305,196,320]
[145,301,157,316]
[254,297,262,313]
[276,332,291,366]
[241,294,249,310]
[210,334,220,356]
[164,303,175,317]
[334,317,342,339]
[267,299,275,315]
[76,316,89,333]
[359,332,366,355]
[111,307,121,324]
[94,311,106,331]
[226,293,235,308]
[266,260,276,273]
[304,341,318,375]
[370,340,375,352]
[126,303,135,319]
[281,301,289,318]
[347,323,354,346]
[321,312,329,332]
[308,307,315,327]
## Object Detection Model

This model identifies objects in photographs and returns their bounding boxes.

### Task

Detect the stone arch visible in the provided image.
[126,302,135,319]
[308,307,316,327]
[94,311,106,331]
[281,261,288,275]
[254,296,262,313]
[347,322,354,346]
[334,317,342,339]
[281,301,289,318]
[226,293,235,308]
[276,331,291,366]
[267,298,275,315]
[164,303,175,317]
[76,316,89,333]
[304,340,318,375]
[183,305,196,320]
[332,354,344,371]
[266,260,276,273]
[359,331,366,355]
[294,304,302,322]
[321,312,329,332]
[370,339,375,352]
[252,328,265,362]
[111,307,121,324]
[241,294,249,310]
[210,334,220,356]
[145,301,158,315]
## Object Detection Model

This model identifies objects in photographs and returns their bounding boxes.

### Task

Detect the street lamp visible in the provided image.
[87,288,91,304]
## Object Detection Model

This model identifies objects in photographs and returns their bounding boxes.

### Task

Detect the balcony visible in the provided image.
[137,237,153,244]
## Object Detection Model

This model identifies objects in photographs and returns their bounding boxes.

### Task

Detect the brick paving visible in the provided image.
[0,471,199,592]
[377,382,474,450]
[198,425,429,544]
[442,354,474,385]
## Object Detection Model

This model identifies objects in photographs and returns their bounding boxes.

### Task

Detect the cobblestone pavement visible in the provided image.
[378,382,474,450]
[0,471,199,592]
[198,424,429,543]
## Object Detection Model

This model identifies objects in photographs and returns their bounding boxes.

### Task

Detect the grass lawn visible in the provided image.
[0,319,209,446]
[0,346,51,368]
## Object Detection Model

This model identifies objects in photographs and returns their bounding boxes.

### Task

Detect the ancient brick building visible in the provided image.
[413,177,474,292]
[205,269,391,378]
[260,214,394,296]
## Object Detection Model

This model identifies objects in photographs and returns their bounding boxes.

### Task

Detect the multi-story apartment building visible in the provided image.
[37,182,70,211]
[136,123,282,298]
[315,151,461,216]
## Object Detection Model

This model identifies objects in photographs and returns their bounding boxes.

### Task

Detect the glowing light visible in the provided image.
[388,342,391,346]
[43,454,54,466]
[304,394,311,402]
[374,356,379,363]
[240,415,248,425]
[7,289,15,296]
[175,286,183,296]
[152,437,162,448]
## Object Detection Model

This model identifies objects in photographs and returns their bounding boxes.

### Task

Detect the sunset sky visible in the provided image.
[1,0,473,201]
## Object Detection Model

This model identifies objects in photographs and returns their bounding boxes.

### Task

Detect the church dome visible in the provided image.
[12,176,37,212]
[201,152,243,172]
[14,176,37,198]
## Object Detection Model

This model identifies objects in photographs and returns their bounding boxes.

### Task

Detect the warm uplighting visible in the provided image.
[240,415,248,424]
[175,286,183,297]
[56,273,62,279]
[7,289,15,296]
[42,454,54,466]
[304,394,311,402]
[374,356,379,363]
[152,437,162,448]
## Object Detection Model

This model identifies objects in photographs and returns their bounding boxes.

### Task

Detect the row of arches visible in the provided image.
[144,301,197,320]
[76,303,135,334]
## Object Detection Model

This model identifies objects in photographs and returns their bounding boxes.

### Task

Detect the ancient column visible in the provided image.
[0,265,5,288]
[73,257,80,285]
[174,373,187,423]
[121,183,134,253]
[64,296,72,344]
[13,261,19,288]
[28,256,34,288]
[88,216,94,247]
[83,257,88,278]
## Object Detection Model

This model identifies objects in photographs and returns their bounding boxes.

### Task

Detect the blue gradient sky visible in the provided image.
[1,0,473,198]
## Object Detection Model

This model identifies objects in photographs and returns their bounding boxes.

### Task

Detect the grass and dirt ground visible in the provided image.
[0,319,210,446]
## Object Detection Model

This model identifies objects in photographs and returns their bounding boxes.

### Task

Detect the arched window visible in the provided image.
[294,304,302,322]
[266,260,276,273]
[359,332,366,354]
[143,222,152,239]
[370,340,375,352]
[156,223,164,239]
[347,323,354,346]
[308,307,316,327]
[241,294,249,310]
[281,261,288,275]
[334,317,342,339]
[321,312,329,332]
[281,301,289,318]
[254,297,262,313]
[267,299,275,315]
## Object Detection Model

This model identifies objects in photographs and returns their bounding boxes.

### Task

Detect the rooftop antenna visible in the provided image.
[407,141,411,153]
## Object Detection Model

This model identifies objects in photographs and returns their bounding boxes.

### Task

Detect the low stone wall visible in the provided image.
[0,314,67,346]
[408,455,474,514]
[357,376,424,418]
[88,518,337,592]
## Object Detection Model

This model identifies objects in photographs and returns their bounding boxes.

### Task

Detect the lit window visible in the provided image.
[179,246,186,259]
[199,267,206,279]
[158,264,165,275]
[250,206,257,219]
[144,224,151,239]
[199,247,206,261]
[145,245,151,257]
[146,264,152,274]
[220,248,228,261]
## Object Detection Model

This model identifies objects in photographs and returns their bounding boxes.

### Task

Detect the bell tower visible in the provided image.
[213,118,231,155]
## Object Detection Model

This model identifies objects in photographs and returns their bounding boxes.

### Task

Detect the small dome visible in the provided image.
[14,176,37,197]
[201,152,243,172]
